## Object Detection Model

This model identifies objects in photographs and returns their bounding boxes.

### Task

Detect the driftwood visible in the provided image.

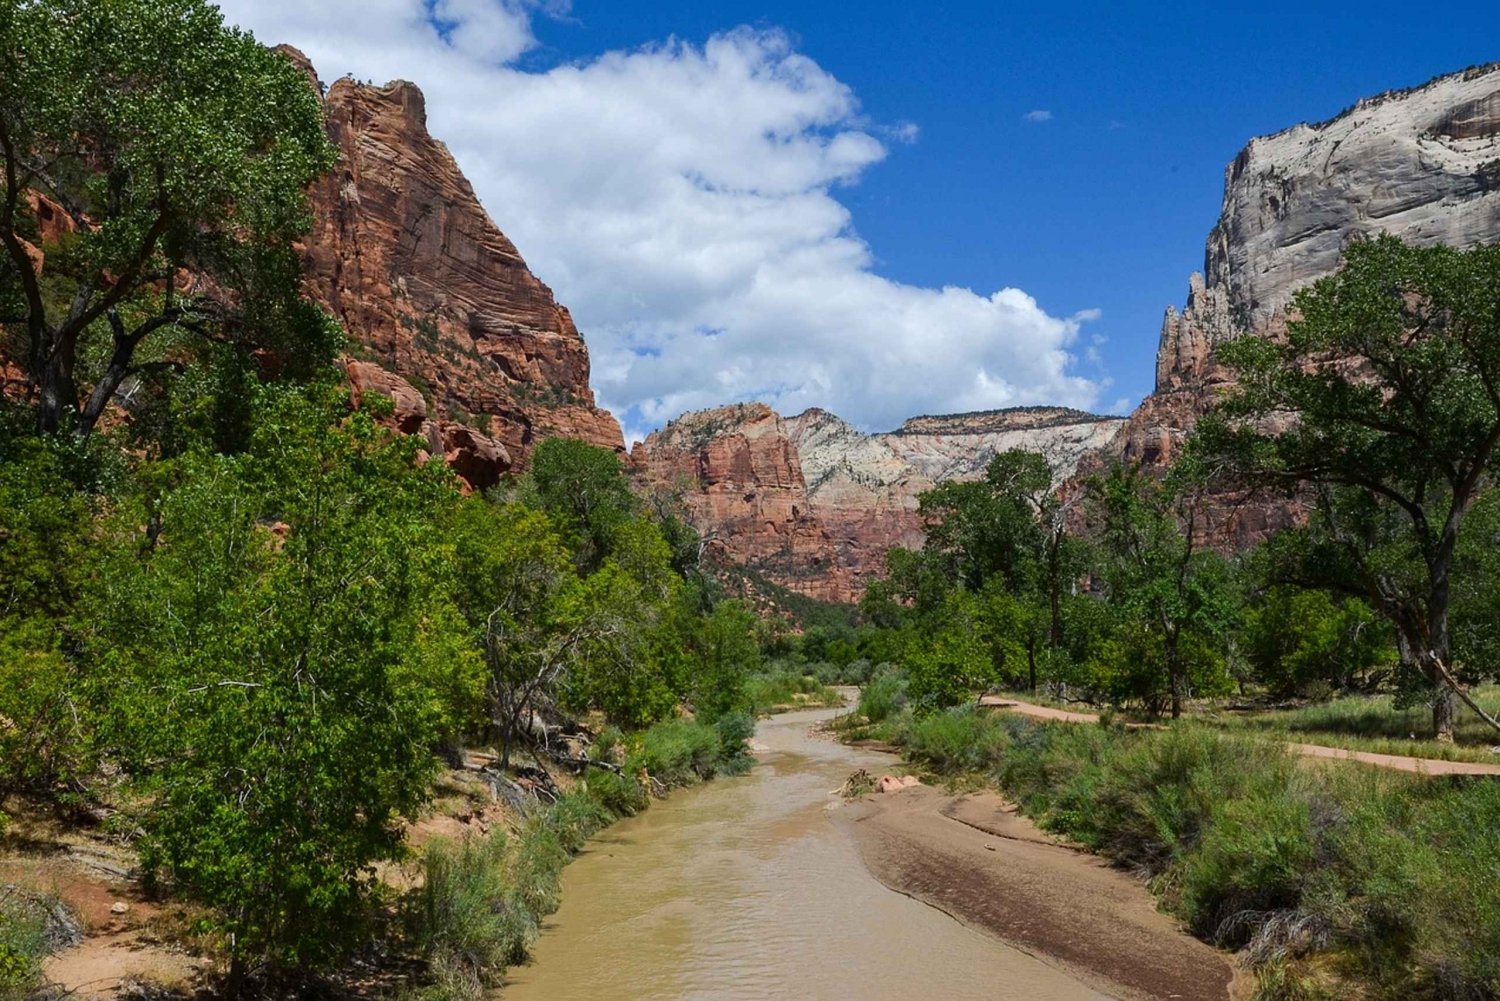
[546,751,623,775]
[1433,657,1500,739]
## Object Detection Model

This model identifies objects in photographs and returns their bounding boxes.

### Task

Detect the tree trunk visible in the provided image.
[1433,683,1457,743]
[1426,574,1455,742]
[36,346,75,435]
[1166,637,1183,719]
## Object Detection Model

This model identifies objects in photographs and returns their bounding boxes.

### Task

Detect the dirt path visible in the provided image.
[977,696,1500,777]
[838,786,1245,1001]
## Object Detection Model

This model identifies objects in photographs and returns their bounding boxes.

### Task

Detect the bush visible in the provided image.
[743,669,839,715]
[582,768,648,818]
[859,666,909,724]
[628,719,725,789]
[547,791,612,854]
[408,834,530,983]
[878,708,1500,999]
[0,891,47,1001]
[903,708,1013,773]
[713,711,756,775]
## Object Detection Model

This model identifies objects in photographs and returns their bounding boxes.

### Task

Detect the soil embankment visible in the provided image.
[838,787,1240,1001]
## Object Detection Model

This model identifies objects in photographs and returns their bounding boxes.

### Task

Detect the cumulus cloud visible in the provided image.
[215,0,1104,440]
[1022,109,1053,123]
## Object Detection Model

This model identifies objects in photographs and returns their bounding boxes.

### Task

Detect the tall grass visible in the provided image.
[0,894,46,1001]
[887,708,1500,1000]
[1208,687,1500,763]
[743,670,842,715]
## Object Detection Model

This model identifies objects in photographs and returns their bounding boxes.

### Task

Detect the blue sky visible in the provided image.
[222,1,1500,437]
[524,1,1500,411]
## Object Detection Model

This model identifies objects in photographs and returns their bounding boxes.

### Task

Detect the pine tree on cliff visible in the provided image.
[0,0,338,437]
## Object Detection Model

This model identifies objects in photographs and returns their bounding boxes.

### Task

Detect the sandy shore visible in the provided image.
[837,785,1245,1001]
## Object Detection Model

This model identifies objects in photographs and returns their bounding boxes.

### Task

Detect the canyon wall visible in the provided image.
[637,61,1500,597]
[633,403,1123,602]
[1115,61,1500,480]
[288,48,624,487]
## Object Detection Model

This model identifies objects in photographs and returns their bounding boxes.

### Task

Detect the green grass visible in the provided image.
[1203,688,1500,764]
[869,707,1500,1000]
[743,670,843,716]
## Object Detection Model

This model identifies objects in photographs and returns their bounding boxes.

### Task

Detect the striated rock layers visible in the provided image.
[633,403,1124,602]
[1116,61,1500,478]
[287,48,623,487]
[636,62,1500,595]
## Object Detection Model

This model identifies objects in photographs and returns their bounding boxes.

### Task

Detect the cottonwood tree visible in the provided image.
[1088,462,1236,718]
[0,0,335,435]
[1195,236,1500,740]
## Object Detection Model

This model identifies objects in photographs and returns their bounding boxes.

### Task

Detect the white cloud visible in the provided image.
[1022,109,1053,123]
[214,0,1104,439]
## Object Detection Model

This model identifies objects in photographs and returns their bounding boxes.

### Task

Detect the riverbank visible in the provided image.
[837,786,1243,1001]
[844,702,1500,1000]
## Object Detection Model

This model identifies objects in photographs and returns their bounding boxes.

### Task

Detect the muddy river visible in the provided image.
[502,706,1108,1000]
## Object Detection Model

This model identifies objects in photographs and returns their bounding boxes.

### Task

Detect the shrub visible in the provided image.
[0,891,46,1001]
[1177,773,1316,943]
[507,818,567,920]
[859,667,909,724]
[628,719,724,789]
[407,834,531,983]
[547,792,612,854]
[582,768,648,818]
[903,708,1013,774]
[713,711,756,775]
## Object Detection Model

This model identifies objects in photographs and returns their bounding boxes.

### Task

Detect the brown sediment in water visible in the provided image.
[837,786,1242,1001]
[504,707,1111,1000]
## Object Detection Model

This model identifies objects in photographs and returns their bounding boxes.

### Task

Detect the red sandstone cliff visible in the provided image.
[634,403,1122,602]
[286,48,623,487]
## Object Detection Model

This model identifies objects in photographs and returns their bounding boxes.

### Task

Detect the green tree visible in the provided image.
[1089,463,1236,718]
[1196,236,1500,740]
[905,590,995,707]
[526,438,638,572]
[1241,586,1389,697]
[0,0,337,435]
[687,600,760,720]
[84,388,455,988]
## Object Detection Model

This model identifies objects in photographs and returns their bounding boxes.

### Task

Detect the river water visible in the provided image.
[502,706,1108,1001]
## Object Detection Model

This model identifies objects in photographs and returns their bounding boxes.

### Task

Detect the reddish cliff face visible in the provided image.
[286,48,623,485]
[634,403,1123,602]
[632,403,856,603]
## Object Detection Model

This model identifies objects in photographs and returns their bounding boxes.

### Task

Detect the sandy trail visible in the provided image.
[838,786,1242,1001]
[977,696,1500,777]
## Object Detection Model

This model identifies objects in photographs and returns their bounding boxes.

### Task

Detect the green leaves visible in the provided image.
[1197,236,1500,721]
[0,0,338,433]
[79,385,460,974]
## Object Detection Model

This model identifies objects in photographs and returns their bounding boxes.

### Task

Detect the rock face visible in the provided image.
[637,62,1500,596]
[633,403,1123,602]
[1113,62,1500,485]
[288,48,623,484]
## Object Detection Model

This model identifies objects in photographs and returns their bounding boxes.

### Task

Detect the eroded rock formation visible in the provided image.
[633,403,1123,601]
[1114,61,1500,479]
[286,47,623,484]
